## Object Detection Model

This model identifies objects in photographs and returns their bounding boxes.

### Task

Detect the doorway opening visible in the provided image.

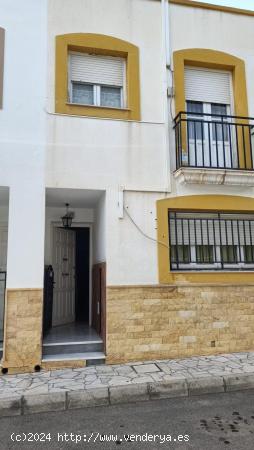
[49,227,89,326]
[43,188,106,364]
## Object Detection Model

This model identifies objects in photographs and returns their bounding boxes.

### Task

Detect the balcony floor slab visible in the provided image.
[174,167,254,186]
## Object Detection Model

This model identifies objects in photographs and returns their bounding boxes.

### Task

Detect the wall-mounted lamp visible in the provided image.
[61,203,73,228]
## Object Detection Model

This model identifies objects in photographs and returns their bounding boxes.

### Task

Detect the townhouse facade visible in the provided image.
[1,0,254,373]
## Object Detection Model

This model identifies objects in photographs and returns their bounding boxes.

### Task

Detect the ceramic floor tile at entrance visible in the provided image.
[43,323,102,344]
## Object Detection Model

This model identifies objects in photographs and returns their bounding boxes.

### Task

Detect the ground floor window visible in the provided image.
[169,211,254,271]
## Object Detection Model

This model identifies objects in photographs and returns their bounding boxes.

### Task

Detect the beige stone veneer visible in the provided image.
[1,289,43,373]
[106,285,254,364]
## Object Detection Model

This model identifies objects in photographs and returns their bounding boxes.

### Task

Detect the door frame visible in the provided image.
[51,222,93,326]
[0,222,8,343]
[0,222,8,271]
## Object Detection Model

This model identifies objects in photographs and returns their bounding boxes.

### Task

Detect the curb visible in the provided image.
[1,374,254,418]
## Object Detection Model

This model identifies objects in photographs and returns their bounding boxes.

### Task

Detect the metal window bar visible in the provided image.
[228,122,233,168]
[231,220,237,262]
[249,220,254,262]
[217,212,224,269]
[174,112,254,170]
[168,211,254,271]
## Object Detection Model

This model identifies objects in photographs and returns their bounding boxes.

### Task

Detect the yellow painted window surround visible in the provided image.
[55,33,140,121]
[173,49,251,169]
[157,195,254,284]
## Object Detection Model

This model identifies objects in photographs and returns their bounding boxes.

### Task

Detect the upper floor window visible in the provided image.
[68,52,126,109]
[174,62,254,171]
[184,67,233,167]
[55,34,140,120]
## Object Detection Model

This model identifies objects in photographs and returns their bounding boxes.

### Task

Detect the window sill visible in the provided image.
[66,102,131,112]
[55,101,135,120]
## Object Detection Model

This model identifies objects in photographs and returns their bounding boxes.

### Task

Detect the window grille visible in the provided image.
[169,211,254,271]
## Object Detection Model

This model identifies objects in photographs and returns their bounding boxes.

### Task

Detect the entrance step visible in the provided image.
[42,352,105,366]
[42,340,103,356]
[42,338,105,366]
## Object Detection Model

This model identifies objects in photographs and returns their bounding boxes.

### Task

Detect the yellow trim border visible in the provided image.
[170,0,254,18]
[157,195,254,284]
[55,33,140,120]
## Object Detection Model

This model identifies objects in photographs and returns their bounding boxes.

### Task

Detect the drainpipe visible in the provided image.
[163,0,171,69]
[161,0,173,192]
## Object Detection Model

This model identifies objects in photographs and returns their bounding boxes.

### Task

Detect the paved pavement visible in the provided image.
[1,351,254,397]
[1,351,254,417]
[0,391,254,449]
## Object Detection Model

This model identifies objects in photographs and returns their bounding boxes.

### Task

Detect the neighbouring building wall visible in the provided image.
[0,0,47,288]
[0,27,4,109]
[0,0,47,372]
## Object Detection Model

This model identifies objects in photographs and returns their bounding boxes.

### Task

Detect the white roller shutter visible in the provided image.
[184,66,232,104]
[69,52,124,87]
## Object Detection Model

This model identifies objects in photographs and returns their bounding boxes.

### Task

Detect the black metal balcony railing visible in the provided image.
[174,111,254,170]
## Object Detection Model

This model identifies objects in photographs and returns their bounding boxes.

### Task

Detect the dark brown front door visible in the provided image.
[92,263,106,346]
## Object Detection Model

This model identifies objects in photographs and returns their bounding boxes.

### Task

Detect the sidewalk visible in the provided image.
[1,351,254,418]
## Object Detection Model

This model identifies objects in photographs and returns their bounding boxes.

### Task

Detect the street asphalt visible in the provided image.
[0,391,254,449]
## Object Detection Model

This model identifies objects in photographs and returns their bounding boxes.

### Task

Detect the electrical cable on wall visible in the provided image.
[168,65,175,122]
[123,205,169,250]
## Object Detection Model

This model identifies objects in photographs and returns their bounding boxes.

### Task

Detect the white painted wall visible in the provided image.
[47,0,165,123]
[45,0,169,285]
[46,0,168,190]
[44,206,94,265]
[0,0,47,288]
[93,193,106,265]
[106,189,165,285]
[170,2,254,113]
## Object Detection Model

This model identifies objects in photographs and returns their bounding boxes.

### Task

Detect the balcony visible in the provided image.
[174,111,254,186]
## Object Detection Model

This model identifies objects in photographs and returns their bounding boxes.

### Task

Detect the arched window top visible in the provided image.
[173,48,248,118]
